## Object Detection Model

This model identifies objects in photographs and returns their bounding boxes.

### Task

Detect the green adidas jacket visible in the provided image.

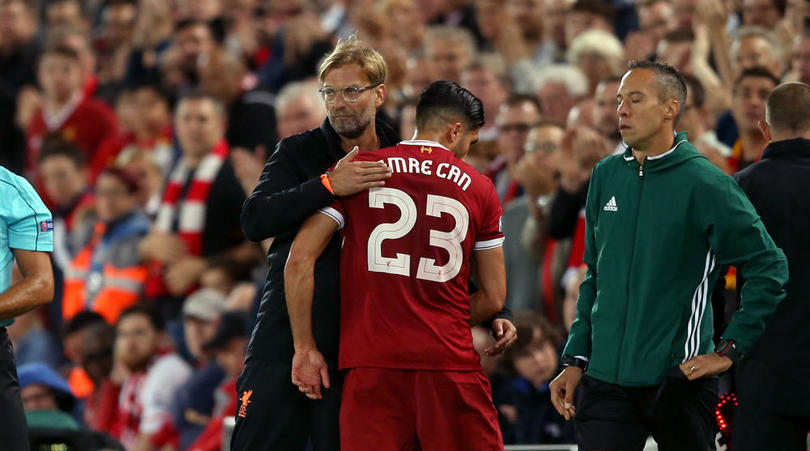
[563,132,787,386]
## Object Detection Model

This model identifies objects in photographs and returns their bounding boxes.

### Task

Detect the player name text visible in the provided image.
[381,157,472,191]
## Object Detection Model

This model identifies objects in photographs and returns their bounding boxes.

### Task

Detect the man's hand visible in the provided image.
[139,233,186,263]
[165,256,207,295]
[680,353,733,381]
[291,347,330,399]
[550,366,583,420]
[328,146,392,196]
[484,318,517,356]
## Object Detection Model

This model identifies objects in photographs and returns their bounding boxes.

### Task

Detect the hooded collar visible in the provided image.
[621,131,702,173]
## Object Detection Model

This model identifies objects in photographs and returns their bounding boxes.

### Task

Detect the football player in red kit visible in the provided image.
[285,80,506,451]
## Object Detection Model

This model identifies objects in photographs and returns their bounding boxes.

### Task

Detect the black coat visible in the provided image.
[241,118,400,368]
[734,138,810,415]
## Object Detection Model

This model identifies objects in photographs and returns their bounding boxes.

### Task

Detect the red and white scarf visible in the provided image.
[146,140,228,297]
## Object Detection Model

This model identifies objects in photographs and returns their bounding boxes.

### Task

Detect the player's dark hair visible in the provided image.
[627,60,687,121]
[416,80,485,131]
[117,305,165,332]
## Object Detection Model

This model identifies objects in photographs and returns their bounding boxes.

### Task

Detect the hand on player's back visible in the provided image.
[292,348,331,400]
[329,146,392,196]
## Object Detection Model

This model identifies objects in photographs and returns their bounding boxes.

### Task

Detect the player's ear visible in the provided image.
[446,121,463,146]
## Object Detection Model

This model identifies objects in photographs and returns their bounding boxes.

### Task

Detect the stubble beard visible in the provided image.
[328,105,374,140]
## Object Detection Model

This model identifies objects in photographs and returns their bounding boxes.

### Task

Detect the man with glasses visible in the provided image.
[490,95,542,206]
[234,35,517,451]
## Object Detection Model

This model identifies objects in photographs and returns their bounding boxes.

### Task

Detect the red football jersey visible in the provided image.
[322,140,504,371]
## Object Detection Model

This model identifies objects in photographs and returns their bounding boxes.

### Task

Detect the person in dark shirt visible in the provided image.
[139,91,253,318]
[733,82,810,451]
[232,35,516,451]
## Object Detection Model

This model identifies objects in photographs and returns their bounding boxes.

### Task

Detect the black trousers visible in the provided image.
[230,358,344,451]
[575,372,718,451]
[733,404,810,451]
[0,328,29,451]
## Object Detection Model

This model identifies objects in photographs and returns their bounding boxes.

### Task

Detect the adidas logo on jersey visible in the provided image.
[603,196,618,212]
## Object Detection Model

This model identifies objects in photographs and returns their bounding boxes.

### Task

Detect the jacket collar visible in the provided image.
[621,131,701,173]
[761,138,810,160]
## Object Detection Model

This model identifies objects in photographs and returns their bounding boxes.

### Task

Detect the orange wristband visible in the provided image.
[320,173,334,194]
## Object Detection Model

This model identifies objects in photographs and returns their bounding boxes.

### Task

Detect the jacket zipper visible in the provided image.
[617,158,645,382]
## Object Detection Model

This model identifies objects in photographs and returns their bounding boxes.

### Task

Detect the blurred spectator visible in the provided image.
[185,311,249,451]
[742,0,786,28]
[679,74,732,172]
[78,321,121,432]
[533,64,588,124]
[564,0,614,49]
[199,48,278,152]
[46,0,88,31]
[140,92,253,315]
[62,311,107,402]
[788,29,810,85]
[381,0,427,52]
[591,76,622,153]
[624,0,674,62]
[274,79,327,140]
[97,83,175,179]
[231,81,326,200]
[490,95,542,205]
[63,167,150,324]
[38,136,95,269]
[0,0,40,173]
[25,45,118,182]
[424,25,477,83]
[672,0,699,30]
[567,29,624,95]
[95,1,138,100]
[461,55,509,142]
[496,311,574,444]
[8,309,62,369]
[252,3,333,92]
[730,26,784,79]
[538,0,573,65]
[507,121,564,312]
[112,306,191,450]
[656,29,695,76]
[182,288,226,364]
[18,362,78,429]
[164,19,216,94]
[170,288,227,448]
[115,146,167,219]
[402,52,437,98]
[729,67,779,172]
[48,26,103,100]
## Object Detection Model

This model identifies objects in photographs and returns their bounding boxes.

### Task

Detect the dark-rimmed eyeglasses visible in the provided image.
[319,84,380,103]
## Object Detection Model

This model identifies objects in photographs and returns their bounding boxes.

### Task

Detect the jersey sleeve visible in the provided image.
[3,175,54,252]
[319,199,346,230]
[474,182,504,251]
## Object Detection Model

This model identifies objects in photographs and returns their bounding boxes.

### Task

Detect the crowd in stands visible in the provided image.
[1,0,803,448]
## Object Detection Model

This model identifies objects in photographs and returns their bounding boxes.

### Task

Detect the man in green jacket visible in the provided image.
[549,61,788,451]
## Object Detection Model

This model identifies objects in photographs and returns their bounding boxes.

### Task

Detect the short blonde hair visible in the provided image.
[318,34,387,86]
